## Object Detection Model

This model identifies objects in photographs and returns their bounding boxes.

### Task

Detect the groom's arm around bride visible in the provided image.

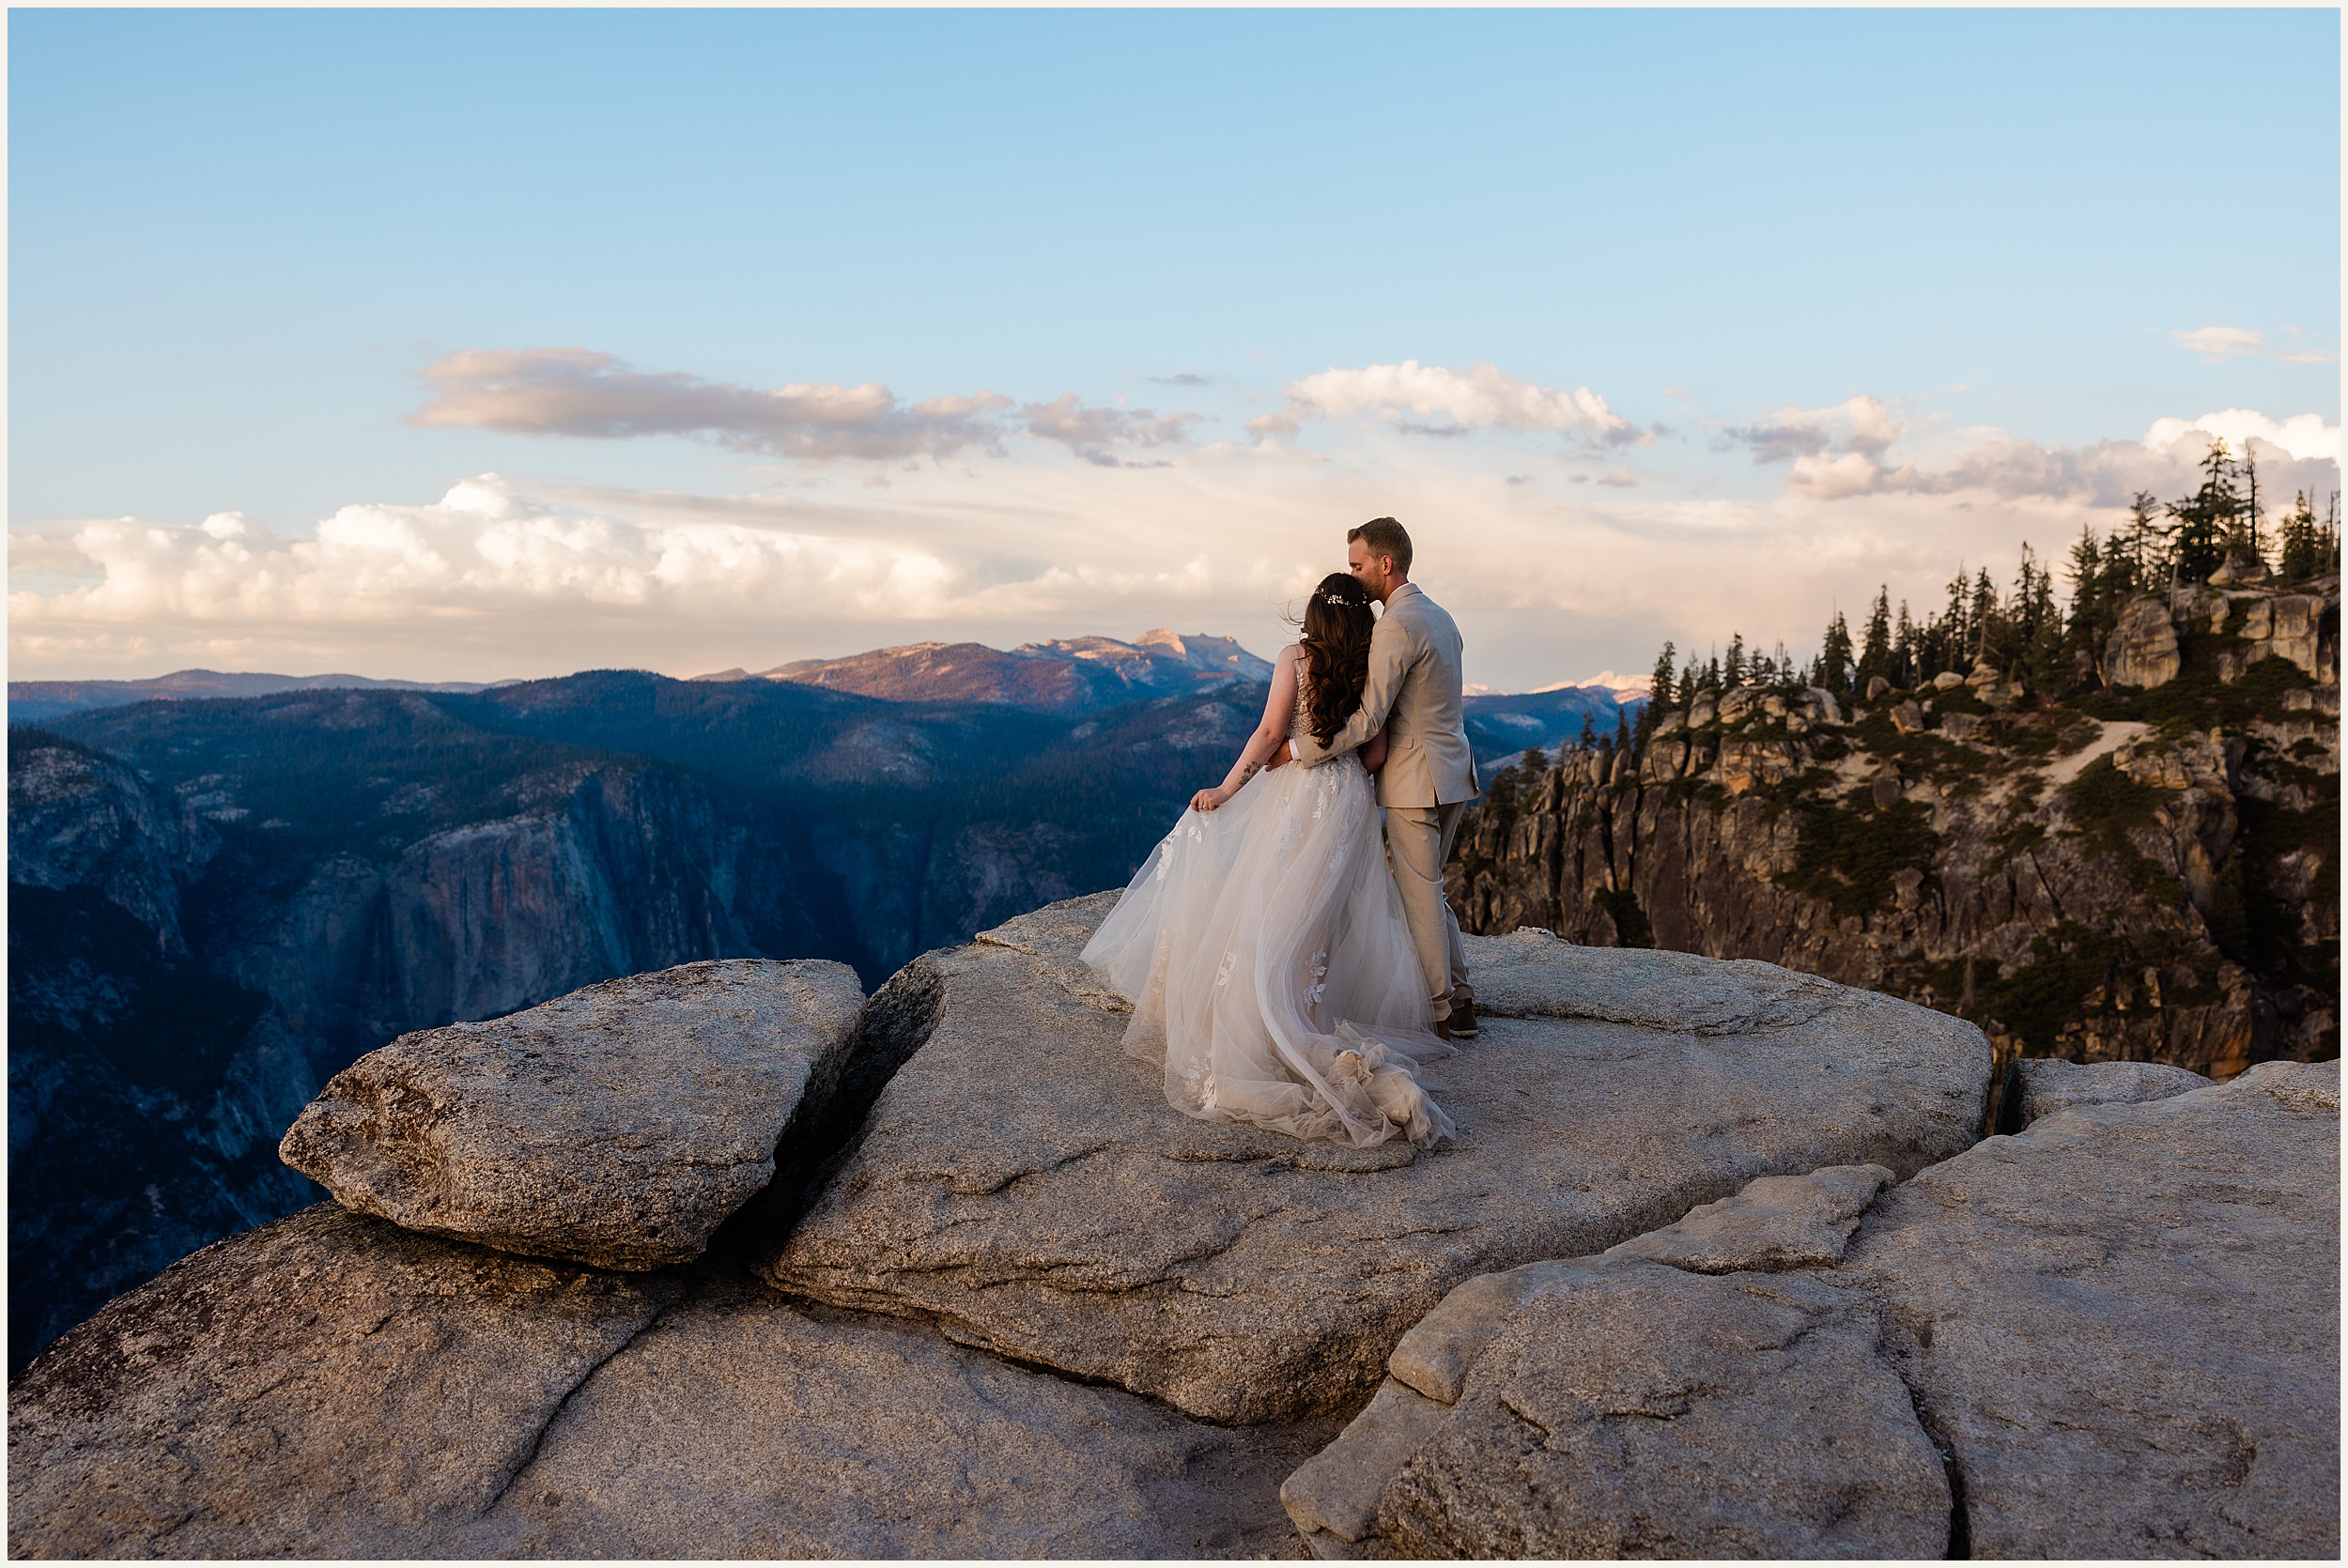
[1290,518,1482,1035]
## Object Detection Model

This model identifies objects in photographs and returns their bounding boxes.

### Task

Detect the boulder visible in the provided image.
[281,959,864,1269]
[1844,1059,2340,1558]
[2104,595,2184,690]
[1865,673,1892,700]
[6,1205,682,1559]
[1997,1055,2210,1132]
[1891,699,1926,735]
[766,897,1989,1424]
[1300,1258,1950,1559]
[1283,1059,2339,1559]
[7,1206,1330,1560]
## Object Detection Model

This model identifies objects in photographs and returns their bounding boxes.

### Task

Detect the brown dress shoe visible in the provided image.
[1446,999,1480,1039]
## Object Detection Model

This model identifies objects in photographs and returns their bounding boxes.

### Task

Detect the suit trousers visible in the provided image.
[1383,800,1473,1020]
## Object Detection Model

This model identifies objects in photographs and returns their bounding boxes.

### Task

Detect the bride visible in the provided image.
[1081,573,1457,1148]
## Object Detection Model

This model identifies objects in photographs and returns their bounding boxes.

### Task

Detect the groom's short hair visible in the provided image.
[1349,516,1413,576]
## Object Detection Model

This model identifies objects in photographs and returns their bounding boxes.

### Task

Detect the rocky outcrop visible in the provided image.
[1280,1059,2340,1560]
[7,1206,1331,1559]
[766,896,1988,1424]
[10,894,2337,1559]
[280,960,865,1268]
[2104,595,2183,689]
[1455,578,2340,1091]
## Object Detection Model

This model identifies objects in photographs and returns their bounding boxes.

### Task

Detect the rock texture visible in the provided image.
[281,959,865,1268]
[476,1280,1335,1559]
[1375,1260,1950,1560]
[7,1206,1333,1560]
[1606,1161,1891,1273]
[1845,1058,2341,1559]
[1286,1057,2341,1560]
[7,1205,683,1559]
[767,895,1989,1423]
[1997,1053,2210,1131]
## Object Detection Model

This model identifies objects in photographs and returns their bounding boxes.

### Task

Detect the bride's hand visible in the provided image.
[1190,785,1229,812]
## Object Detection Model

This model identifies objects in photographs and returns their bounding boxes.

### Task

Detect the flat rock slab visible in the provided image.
[471,1281,1336,1560]
[2000,1054,2211,1130]
[1360,1258,1950,1559]
[768,898,1989,1423]
[1607,1161,1892,1274]
[8,1204,1333,1560]
[1844,1058,2341,1559]
[7,1205,682,1559]
[282,959,864,1268]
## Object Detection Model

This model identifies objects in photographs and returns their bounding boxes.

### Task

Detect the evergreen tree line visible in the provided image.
[1616,442,2338,751]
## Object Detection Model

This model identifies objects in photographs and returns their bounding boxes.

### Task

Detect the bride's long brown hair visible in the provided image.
[1296,572,1378,745]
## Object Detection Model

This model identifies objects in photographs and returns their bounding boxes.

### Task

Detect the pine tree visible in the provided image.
[1892,601,1918,687]
[1965,567,1997,665]
[1817,610,1854,696]
[1723,633,1746,688]
[1577,713,1598,750]
[1635,641,1676,746]
[2167,438,2239,584]
[1857,588,1892,690]
[2278,491,2323,582]
[2064,527,2103,653]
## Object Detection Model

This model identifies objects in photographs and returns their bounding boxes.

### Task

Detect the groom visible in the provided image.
[1286,517,1482,1039]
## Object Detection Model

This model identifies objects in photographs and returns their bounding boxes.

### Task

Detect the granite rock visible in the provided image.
[1367,1259,1951,1559]
[479,1279,1334,1559]
[767,899,1989,1423]
[1843,1058,2340,1558]
[6,1205,682,1559]
[2104,595,2185,690]
[1606,1161,1892,1273]
[8,1204,1331,1560]
[1997,1054,2211,1132]
[281,959,864,1268]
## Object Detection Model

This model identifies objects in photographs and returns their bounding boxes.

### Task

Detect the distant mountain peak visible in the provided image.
[688,632,1275,713]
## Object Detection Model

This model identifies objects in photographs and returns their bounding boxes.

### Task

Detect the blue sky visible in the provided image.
[9,8,2340,686]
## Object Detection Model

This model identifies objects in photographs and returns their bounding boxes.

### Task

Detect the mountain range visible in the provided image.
[8,638,1635,1370]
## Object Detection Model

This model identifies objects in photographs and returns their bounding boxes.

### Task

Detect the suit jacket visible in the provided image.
[1291,581,1481,807]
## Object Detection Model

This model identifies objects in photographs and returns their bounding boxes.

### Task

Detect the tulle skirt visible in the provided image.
[1080,756,1457,1148]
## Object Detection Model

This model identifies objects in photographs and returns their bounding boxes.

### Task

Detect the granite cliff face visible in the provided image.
[1452,578,2340,1091]
[8,668,1274,1366]
[10,896,2336,1560]
[8,723,844,1368]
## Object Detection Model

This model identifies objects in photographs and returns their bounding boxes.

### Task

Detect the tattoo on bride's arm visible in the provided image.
[1238,761,1261,784]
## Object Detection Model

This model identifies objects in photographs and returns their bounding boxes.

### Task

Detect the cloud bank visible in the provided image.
[14,352,2340,690]
[412,347,1198,465]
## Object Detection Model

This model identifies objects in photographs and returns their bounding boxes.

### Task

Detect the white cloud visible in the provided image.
[1250,360,1632,444]
[2173,326,2268,361]
[2171,326,2337,365]
[1788,452,1881,500]
[2144,408,2340,465]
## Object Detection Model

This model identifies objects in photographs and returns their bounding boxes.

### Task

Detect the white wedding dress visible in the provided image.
[1081,656,1457,1149]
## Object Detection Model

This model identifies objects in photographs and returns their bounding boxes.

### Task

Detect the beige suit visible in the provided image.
[1290,582,1480,1019]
